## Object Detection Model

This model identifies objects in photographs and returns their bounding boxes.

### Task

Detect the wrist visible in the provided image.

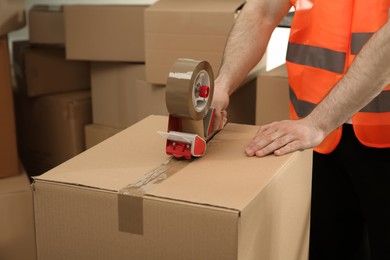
[214,76,232,96]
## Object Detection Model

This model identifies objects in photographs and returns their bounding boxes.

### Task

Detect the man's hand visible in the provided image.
[245,118,327,157]
[211,86,229,131]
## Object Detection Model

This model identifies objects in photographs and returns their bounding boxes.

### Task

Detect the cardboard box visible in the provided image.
[29,5,65,45]
[0,172,37,260]
[256,64,290,125]
[0,35,20,178]
[227,78,257,125]
[224,64,267,126]
[34,115,312,260]
[91,63,168,128]
[145,0,251,84]
[13,43,90,97]
[15,90,92,176]
[64,5,147,62]
[0,0,25,36]
[85,124,123,149]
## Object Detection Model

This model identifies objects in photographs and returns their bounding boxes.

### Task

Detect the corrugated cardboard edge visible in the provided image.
[238,150,312,260]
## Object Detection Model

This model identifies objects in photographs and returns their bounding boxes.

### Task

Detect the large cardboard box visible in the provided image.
[84,124,123,149]
[0,172,37,260]
[145,0,261,85]
[91,63,168,128]
[256,64,290,125]
[64,5,147,62]
[34,115,312,260]
[15,90,92,176]
[0,0,25,36]
[13,43,90,97]
[0,35,20,178]
[29,5,65,45]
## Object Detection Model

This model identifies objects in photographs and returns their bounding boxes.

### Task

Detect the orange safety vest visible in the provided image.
[287,0,390,154]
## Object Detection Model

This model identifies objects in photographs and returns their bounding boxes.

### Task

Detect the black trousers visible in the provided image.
[309,124,390,260]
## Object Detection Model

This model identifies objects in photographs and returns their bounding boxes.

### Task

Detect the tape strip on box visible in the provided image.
[118,157,189,235]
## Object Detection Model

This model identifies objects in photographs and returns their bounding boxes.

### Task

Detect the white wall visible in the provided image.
[9,0,289,71]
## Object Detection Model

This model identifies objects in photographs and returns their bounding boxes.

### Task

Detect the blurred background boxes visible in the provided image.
[0,0,25,36]
[13,41,90,97]
[0,35,20,179]
[14,90,92,177]
[64,5,147,62]
[144,0,245,85]
[91,62,168,128]
[28,5,64,45]
[256,64,290,125]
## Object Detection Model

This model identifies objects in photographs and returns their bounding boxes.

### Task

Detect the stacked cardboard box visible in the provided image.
[28,5,64,45]
[144,0,267,126]
[34,115,312,260]
[256,64,290,125]
[0,0,25,178]
[1,2,36,259]
[64,5,147,62]
[14,43,90,97]
[12,5,93,176]
[0,0,25,36]
[61,4,171,147]
[0,35,20,179]
[145,0,244,85]
[91,62,168,128]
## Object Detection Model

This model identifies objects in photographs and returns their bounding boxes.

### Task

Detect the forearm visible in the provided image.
[216,0,291,95]
[306,18,390,135]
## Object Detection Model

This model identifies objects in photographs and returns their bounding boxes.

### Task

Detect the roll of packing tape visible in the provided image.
[166,58,214,121]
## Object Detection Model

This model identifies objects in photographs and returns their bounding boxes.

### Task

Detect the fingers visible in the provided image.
[245,123,306,157]
[245,126,291,157]
[212,110,227,131]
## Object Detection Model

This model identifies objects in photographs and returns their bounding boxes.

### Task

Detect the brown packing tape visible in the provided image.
[166,59,214,121]
[118,157,189,235]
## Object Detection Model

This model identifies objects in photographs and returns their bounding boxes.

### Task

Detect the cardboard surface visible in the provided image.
[34,115,312,260]
[0,0,25,36]
[256,64,290,125]
[0,172,37,260]
[14,91,92,176]
[91,63,168,128]
[84,124,123,149]
[64,5,147,62]
[0,35,20,178]
[144,0,245,84]
[29,5,65,45]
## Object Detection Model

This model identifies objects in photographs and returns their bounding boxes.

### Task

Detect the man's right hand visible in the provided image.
[211,85,230,131]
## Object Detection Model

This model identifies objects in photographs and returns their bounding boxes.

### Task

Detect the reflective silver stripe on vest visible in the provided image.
[289,86,316,118]
[290,87,390,117]
[360,90,390,113]
[351,33,373,55]
[286,42,346,74]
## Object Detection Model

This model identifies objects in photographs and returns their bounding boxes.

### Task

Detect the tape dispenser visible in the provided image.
[158,58,216,159]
